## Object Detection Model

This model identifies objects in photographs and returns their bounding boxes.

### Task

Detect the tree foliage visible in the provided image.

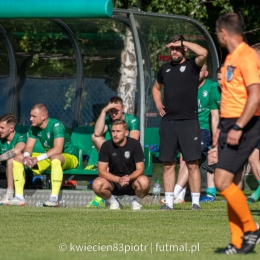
[113,0,260,62]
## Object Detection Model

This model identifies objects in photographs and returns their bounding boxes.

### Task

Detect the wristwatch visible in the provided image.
[232,124,243,131]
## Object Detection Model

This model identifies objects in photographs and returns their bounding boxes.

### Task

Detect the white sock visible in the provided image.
[191,193,200,205]
[6,189,14,199]
[106,195,119,205]
[134,195,142,204]
[173,184,183,198]
[15,194,24,200]
[177,188,186,200]
[50,194,58,201]
[165,192,174,209]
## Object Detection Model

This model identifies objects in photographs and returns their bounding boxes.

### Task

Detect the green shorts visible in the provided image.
[31,153,78,175]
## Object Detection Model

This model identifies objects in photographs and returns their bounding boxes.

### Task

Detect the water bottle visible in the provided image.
[59,200,66,207]
[151,180,161,205]
[36,201,43,207]
[42,175,48,189]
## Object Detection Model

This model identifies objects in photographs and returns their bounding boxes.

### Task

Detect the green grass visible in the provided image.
[1,200,260,260]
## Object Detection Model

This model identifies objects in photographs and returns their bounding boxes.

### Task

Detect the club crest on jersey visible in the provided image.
[124,151,130,159]
[203,90,208,97]
[180,66,186,72]
[226,65,235,82]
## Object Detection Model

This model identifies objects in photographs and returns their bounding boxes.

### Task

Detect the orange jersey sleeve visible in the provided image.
[220,43,260,118]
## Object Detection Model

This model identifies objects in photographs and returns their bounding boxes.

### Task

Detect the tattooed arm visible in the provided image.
[0,142,25,162]
[0,149,16,161]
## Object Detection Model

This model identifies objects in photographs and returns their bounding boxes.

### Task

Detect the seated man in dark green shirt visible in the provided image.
[92,96,140,153]
[0,114,27,205]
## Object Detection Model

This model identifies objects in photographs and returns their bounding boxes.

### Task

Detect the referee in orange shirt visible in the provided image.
[214,13,260,254]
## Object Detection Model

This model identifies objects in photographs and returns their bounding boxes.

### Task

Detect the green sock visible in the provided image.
[250,180,260,201]
[206,187,216,197]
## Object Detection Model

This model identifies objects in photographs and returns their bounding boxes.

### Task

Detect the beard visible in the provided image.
[171,50,185,64]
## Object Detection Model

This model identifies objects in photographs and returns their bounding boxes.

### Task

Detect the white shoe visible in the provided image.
[0,195,12,205]
[174,198,185,204]
[109,201,123,210]
[131,200,142,210]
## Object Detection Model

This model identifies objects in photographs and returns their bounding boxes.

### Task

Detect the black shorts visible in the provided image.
[217,117,260,174]
[200,129,212,157]
[111,180,136,196]
[159,120,201,162]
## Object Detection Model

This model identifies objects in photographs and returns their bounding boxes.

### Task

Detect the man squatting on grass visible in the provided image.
[86,96,140,208]
[92,119,150,210]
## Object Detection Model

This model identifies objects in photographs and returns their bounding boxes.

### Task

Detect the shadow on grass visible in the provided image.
[214,247,225,254]
[214,246,258,255]
[250,209,260,216]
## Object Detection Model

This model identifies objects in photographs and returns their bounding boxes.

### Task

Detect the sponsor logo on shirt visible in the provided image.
[203,90,208,97]
[180,66,186,72]
[124,151,130,159]
[47,133,50,139]
[131,119,136,123]
[226,65,235,82]
[112,153,117,156]
[54,123,59,127]
[18,135,24,138]
[43,141,49,148]
[166,69,171,72]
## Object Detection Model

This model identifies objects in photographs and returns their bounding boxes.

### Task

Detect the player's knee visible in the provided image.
[7,158,14,166]
[92,177,104,192]
[50,155,62,161]
[91,133,97,143]
[14,154,23,163]
[135,176,150,190]
[163,163,175,173]
[214,176,225,191]
[186,162,199,173]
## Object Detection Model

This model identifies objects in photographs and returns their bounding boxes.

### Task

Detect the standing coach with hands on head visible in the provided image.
[152,35,207,210]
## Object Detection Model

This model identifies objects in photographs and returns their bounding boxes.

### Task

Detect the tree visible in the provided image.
[113,0,260,62]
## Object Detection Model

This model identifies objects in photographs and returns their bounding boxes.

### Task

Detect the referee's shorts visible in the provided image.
[216,117,260,174]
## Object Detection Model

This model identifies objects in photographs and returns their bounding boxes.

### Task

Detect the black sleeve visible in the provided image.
[134,141,145,163]
[156,65,164,84]
[190,58,202,74]
[98,141,110,163]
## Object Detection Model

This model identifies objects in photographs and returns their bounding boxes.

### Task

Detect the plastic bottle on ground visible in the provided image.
[151,180,161,205]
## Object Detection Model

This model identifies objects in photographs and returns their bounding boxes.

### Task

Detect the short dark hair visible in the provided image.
[111,119,128,130]
[108,96,123,105]
[168,35,185,44]
[216,13,243,35]
[0,113,17,125]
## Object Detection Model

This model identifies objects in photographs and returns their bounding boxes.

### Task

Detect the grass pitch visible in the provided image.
[0,199,260,260]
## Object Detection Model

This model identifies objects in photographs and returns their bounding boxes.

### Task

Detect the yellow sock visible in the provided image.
[13,160,25,195]
[51,159,63,196]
